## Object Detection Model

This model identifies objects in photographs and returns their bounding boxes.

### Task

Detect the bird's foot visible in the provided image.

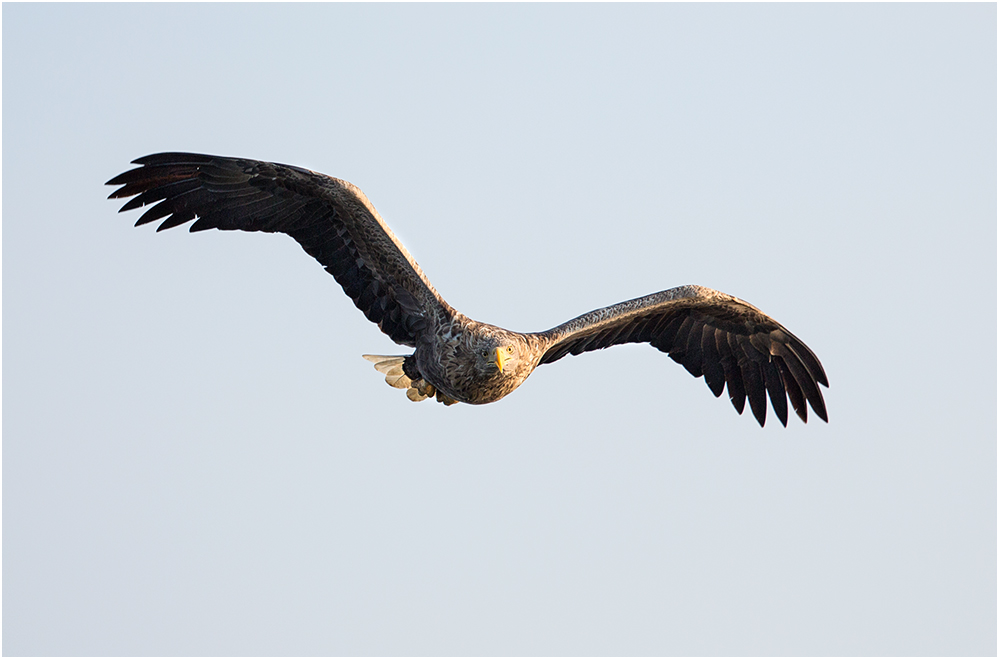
[435,391,458,406]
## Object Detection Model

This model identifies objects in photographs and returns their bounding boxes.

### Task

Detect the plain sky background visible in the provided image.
[3,3,996,656]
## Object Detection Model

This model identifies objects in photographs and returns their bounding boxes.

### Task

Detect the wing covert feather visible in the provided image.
[534,285,828,426]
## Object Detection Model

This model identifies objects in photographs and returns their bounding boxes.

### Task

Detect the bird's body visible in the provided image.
[400,314,545,406]
[107,152,828,426]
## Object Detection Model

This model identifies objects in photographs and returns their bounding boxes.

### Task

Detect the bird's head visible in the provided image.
[445,328,539,404]
[472,336,527,381]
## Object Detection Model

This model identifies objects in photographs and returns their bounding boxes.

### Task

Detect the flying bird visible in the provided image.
[107,153,828,426]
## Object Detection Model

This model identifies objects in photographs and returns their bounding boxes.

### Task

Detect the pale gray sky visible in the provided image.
[3,3,996,655]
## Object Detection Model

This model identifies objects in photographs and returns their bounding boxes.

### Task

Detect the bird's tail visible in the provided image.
[362,354,411,389]
[361,354,457,405]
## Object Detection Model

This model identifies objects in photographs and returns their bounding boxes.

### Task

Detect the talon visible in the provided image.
[435,391,458,406]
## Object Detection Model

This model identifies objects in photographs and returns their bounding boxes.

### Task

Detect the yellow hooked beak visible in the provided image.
[494,347,508,374]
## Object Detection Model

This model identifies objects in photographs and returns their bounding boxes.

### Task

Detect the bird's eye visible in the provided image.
[480,349,488,357]
[506,346,514,353]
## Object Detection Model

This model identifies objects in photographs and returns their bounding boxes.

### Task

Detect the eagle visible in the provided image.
[107,153,828,427]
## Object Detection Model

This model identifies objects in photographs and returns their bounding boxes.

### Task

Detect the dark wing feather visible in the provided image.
[107,152,451,346]
[534,285,828,426]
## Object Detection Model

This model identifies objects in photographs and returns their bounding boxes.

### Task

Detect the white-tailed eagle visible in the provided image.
[107,153,828,426]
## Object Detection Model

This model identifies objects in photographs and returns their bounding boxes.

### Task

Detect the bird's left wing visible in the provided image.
[107,153,451,347]
[534,285,828,427]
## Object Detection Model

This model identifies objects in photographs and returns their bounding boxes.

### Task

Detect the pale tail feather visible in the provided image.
[362,354,406,374]
[385,373,412,389]
[407,388,429,402]
[362,354,427,401]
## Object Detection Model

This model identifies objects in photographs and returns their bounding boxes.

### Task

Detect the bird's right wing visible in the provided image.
[107,152,451,347]
[534,285,828,426]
